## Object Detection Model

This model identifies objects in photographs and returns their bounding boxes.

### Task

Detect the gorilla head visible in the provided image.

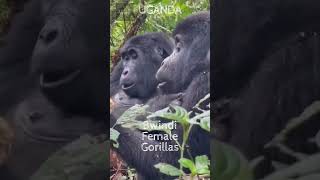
[156,12,210,94]
[31,0,106,117]
[119,32,174,98]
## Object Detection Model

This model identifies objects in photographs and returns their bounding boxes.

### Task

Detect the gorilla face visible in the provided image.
[31,0,106,116]
[119,33,174,98]
[156,12,210,94]
[156,34,189,93]
[119,48,143,95]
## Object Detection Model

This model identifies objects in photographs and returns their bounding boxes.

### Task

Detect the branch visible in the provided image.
[111,13,147,69]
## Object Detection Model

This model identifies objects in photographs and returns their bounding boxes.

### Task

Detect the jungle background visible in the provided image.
[110,0,209,68]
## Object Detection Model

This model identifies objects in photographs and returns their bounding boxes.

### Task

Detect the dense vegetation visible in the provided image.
[110,0,209,68]
[0,0,9,34]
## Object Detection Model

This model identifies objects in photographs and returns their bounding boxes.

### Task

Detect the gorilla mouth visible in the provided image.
[157,81,168,89]
[40,69,81,88]
[122,82,136,90]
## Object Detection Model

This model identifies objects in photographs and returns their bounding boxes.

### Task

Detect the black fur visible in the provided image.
[0,0,107,179]
[110,33,174,125]
[213,0,320,98]
[213,0,320,178]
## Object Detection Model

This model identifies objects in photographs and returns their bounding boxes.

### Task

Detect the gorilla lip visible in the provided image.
[121,83,136,90]
[40,69,81,88]
[157,81,167,89]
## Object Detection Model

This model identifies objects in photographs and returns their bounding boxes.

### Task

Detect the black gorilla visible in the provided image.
[213,0,320,99]
[111,33,174,98]
[114,12,210,179]
[0,0,107,179]
[119,33,174,99]
[156,12,210,111]
[110,33,174,124]
[213,0,320,177]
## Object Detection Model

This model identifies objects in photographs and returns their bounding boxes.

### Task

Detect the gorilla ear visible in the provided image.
[155,47,170,59]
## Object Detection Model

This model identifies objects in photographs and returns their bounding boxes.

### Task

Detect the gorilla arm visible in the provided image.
[114,126,180,179]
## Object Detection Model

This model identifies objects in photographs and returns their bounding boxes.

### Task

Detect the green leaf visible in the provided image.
[195,155,210,175]
[154,163,182,177]
[212,140,254,180]
[179,158,197,175]
[117,104,149,125]
[147,105,189,125]
[110,128,120,148]
[200,116,210,132]
[150,0,162,5]
[189,110,210,132]
[31,135,108,180]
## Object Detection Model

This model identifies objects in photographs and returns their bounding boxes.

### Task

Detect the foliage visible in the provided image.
[0,0,9,34]
[212,140,253,180]
[110,94,211,179]
[31,135,108,180]
[110,0,210,68]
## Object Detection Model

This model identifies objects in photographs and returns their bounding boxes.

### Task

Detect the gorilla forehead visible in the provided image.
[121,32,173,52]
[173,11,210,41]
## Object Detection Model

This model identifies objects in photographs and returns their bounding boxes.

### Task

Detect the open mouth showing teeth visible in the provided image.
[122,83,136,90]
[40,69,81,88]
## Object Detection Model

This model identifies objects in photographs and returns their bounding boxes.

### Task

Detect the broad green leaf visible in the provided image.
[179,158,197,175]
[31,135,108,180]
[110,128,120,148]
[117,104,149,125]
[154,163,182,177]
[200,116,210,132]
[212,140,253,180]
[195,155,210,175]
[148,105,189,125]
[189,110,210,132]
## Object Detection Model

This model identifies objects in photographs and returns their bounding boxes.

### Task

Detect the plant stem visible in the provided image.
[179,124,194,179]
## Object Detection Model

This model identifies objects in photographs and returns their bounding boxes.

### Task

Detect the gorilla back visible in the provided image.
[0,0,107,179]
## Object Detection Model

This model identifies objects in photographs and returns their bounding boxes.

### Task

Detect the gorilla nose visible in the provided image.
[39,28,59,45]
[122,70,129,76]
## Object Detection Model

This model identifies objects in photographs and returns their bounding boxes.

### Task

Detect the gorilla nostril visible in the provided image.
[123,70,129,76]
[161,61,165,66]
[40,30,58,44]
[28,111,43,123]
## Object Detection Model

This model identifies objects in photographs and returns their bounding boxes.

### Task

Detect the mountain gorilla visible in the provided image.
[213,0,320,99]
[0,0,107,179]
[114,12,210,179]
[156,12,210,110]
[110,33,174,124]
[213,0,320,177]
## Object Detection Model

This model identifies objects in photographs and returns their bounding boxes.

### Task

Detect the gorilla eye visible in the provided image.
[175,35,180,44]
[122,54,129,61]
[175,35,182,53]
[156,47,164,57]
[129,49,138,59]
